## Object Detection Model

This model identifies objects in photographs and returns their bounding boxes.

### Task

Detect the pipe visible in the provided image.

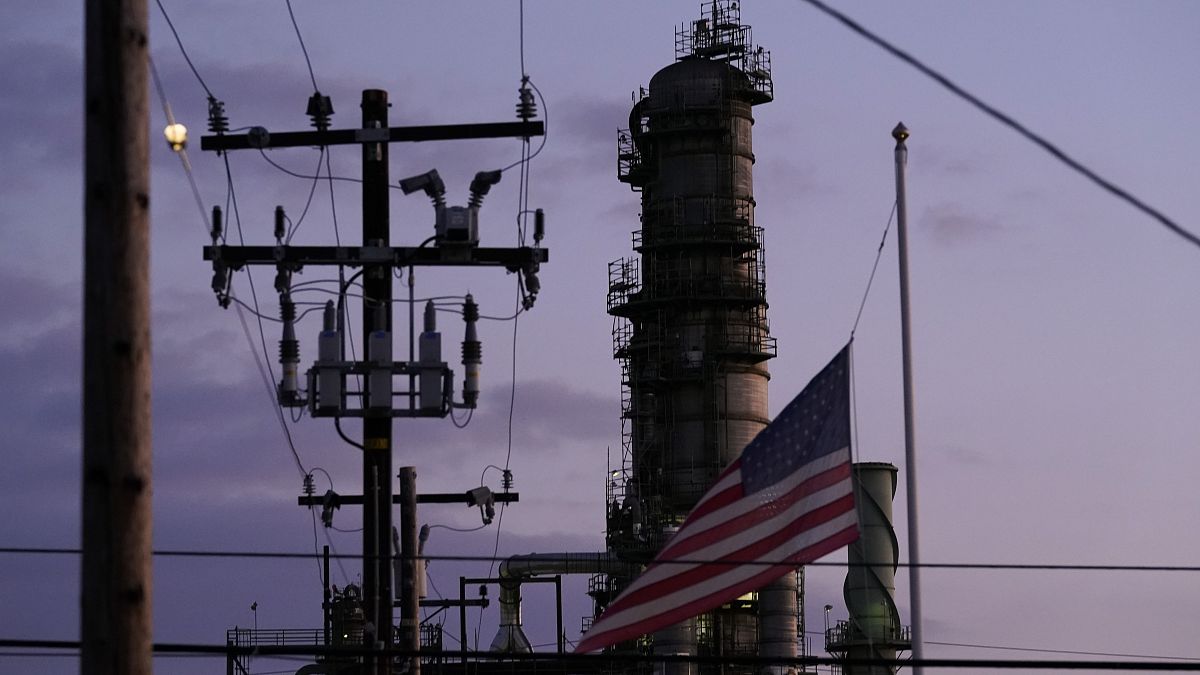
[759,572,799,675]
[652,525,696,675]
[491,553,639,653]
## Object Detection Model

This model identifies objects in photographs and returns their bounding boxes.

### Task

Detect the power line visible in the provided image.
[154,0,213,99]
[1,639,1198,670]
[284,148,326,244]
[284,0,319,92]
[148,56,210,235]
[499,78,548,173]
[4,547,1199,573]
[223,154,310,479]
[800,629,1198,664]
[924,639,1198,664]
[151,1,313,483]
[257,149,368,187]
[796,0,1200,252]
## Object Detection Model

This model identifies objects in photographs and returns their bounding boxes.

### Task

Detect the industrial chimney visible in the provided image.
[825,462,912,674]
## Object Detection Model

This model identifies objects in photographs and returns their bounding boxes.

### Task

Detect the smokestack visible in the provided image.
[826,462,911,674]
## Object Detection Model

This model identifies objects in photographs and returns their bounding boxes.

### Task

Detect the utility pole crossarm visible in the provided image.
[200,121,544,152]
[297,492,520,507]
[204,245,547,271]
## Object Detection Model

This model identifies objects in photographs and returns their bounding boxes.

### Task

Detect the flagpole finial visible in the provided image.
[892,122,909,144]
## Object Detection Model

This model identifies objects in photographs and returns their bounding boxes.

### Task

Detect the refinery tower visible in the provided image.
[600,1,804,669]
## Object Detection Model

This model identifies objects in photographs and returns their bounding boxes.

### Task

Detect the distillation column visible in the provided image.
[606,3,785,672]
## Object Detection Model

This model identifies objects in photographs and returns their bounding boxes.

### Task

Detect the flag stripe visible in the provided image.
[576,344,857,654]
[637,452,853,590]
[591,510,858,633]
[662,449,848,560]
[602,488,855,614]
[661,455,851,560]
[575,523,859,653]
[685,459,744,520]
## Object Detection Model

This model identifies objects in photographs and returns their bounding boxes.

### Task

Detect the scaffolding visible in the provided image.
[674,0,774,103]
[600,3,797,671]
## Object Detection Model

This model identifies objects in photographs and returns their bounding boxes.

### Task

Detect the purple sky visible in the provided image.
[3,1,1199,673]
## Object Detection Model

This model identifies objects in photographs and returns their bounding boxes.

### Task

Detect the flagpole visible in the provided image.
[892,121,924,673]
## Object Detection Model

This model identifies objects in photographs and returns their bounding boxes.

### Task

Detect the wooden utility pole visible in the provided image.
[398,467,420,675]
[199,90,543,675]
[82,0,153,673]
[361,89,394,674]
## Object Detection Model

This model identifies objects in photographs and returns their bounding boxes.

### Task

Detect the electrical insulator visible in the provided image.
[303,473,315,497]
[415,524,430,600]
[367,304,392,411]
[521,262,541,310]
[468,170,502,209]
[533,208,545,245]
[277,293,303,407]
[501,469,513,492]
[274,205,286,243]
[317,300,342,413]
[418,301,443,411]
[460,294,481,408]
[306,91,334,132]
[207,96,229,134]
[415,558,428,601]
[398,169,446,208]
[211,205,223,244]
[211,263,228,304]
[320,489,339,528]
[516,77,537,121]
[441,369,454,411]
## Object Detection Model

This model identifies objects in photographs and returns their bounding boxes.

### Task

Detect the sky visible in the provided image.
[2,1,1199,673]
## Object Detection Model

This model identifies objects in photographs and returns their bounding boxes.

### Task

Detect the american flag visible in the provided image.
[576,344,858,653]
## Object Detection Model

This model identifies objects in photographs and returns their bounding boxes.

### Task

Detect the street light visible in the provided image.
[163,122,188,152]
[250,601,258,632]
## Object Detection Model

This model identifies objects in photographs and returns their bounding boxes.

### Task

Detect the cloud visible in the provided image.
[926,443,994,467]
[914,145,988,179]
[0,268,77,348]
[553,97,629,150]
[919,202,1003,245]
[0,41,81,174]
[756,155,828,199]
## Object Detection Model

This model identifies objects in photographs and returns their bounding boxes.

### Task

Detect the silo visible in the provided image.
[603,2,798,672]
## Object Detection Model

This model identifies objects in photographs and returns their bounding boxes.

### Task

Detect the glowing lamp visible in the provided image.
[164,123,188,151]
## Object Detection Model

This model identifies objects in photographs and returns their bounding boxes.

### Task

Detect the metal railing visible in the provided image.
[824,618,912,651]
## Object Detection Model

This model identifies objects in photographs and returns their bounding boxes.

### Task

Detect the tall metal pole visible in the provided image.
[82,0,153,673]
[361,88,393,674]
[398,467,420,675]
[892,122,924,673]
